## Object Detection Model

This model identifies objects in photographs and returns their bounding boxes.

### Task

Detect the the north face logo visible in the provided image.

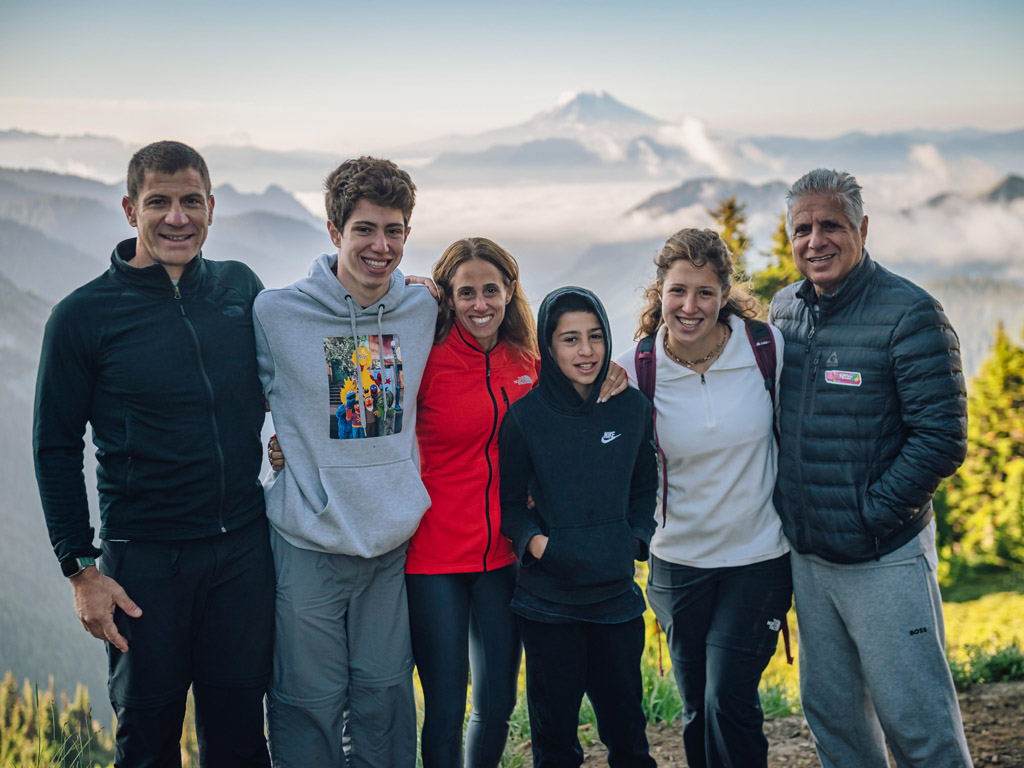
[514,375,533,386]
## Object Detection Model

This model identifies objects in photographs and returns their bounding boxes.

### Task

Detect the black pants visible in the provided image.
[518,615,655,768]
[407,565,521,768]
[101,516,274,768]
[645,553,791,768]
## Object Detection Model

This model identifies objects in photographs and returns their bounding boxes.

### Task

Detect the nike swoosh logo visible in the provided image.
[601,432,621,444]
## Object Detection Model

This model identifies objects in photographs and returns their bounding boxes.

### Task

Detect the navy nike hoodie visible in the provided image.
[498,286,658,607]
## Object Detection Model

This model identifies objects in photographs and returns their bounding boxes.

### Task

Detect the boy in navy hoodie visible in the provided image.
[499,287,658,768]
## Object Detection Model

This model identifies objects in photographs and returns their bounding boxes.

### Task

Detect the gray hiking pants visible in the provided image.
[792,531,972,768]
[266,527,416,768]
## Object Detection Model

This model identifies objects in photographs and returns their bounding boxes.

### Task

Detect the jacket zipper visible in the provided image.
[794,318,817,552]
[481,352,499,571]
[175,284,228,531]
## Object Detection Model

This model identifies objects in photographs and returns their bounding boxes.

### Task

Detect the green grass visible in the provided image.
[949,643,1024,689]
[940,565,1024,602]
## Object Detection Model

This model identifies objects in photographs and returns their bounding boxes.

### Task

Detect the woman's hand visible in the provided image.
[597,361,628,403]
[527,534,549,560]
[268,435,284,472]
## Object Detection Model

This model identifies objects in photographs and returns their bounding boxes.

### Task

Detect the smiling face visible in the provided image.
[450,258,513,351]
[122,168,214,280]
[550,310,605,399]
[790,193,868,295]
[660,258,730,355]
[328,199,410,307]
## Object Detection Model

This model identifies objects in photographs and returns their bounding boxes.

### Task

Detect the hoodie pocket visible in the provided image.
[542,518,635,589]
[300,457,432,555]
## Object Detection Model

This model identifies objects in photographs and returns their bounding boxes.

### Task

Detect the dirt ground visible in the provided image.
[530,681,1024,766]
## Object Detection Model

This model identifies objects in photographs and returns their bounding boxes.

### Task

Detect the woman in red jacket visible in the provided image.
[406,237,538,768]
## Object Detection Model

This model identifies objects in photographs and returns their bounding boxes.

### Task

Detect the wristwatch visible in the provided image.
[60,555,97,578]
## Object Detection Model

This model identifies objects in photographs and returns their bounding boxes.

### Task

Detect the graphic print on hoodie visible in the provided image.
[325,333,407,439]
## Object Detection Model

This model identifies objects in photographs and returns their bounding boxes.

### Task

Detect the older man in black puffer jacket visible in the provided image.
[769,169,973,768]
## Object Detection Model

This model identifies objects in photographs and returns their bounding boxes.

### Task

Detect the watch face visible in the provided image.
[61,556,95,578]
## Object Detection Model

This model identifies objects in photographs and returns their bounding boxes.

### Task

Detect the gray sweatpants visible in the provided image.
[791,531,972,768]
[266,527,417,768]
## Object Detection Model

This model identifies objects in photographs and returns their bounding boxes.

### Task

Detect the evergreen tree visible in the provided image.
[939,323,1024,572]
[750,212,804,305]
[708,196,751,278]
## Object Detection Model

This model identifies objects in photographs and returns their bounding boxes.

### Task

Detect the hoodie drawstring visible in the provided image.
[345,296,369,431]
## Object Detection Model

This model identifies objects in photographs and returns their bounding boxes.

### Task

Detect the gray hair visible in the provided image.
[786,169,865,233]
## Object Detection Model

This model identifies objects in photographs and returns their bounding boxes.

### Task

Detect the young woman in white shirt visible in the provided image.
[616,228,792,768]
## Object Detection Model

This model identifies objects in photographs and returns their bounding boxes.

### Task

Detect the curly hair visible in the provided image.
[432,237,538,361]
[635,228,760,340]
[324,156,416,231]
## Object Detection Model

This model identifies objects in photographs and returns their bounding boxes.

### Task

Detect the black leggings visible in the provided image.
[406,564,521,768]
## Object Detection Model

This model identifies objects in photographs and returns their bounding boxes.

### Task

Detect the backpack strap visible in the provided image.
[635,334,657,402]
[744,319,779,446]
[635,334,669,526]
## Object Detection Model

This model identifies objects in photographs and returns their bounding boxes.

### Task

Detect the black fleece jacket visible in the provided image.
[33,239,267,565]
[498,286,658,607]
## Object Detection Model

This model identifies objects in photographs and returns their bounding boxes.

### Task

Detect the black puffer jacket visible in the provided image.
[34,239,267,563]
[768,252,966,563]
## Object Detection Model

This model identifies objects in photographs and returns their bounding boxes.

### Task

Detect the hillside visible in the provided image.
[0,274,110,720]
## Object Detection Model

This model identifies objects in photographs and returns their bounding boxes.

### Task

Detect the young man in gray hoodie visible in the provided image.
[253,157,437,768]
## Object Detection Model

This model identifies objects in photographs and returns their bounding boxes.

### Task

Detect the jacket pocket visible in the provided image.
[541,518,635,589]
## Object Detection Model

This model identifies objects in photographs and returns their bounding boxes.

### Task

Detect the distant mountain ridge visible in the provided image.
[629,178,790,217]
[3,92,1023,189]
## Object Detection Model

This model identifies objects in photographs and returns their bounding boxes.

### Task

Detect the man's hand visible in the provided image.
[405,274,439,299]
[70,566,142,653]
[527,534,549,560]
[268,435,284,472]
[597,361,628,403]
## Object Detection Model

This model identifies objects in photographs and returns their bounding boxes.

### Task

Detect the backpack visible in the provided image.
[634,319,779,523]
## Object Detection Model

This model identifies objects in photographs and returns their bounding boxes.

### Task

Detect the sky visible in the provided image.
[2,0,1023,153]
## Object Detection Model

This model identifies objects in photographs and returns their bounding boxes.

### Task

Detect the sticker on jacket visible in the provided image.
[324,334,406,439]
[824,369,862,387]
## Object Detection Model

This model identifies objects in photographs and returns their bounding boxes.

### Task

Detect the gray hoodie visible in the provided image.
[253,253,438,556]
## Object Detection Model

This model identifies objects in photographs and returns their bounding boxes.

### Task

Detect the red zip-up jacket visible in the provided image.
[407,321,539,574]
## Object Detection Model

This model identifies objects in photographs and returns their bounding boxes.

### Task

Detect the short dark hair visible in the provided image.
[126,141,211,201]
[324,157,416,231]
[545,291,600,348]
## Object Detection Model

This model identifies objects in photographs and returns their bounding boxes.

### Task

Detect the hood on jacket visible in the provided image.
[536,286,611,415]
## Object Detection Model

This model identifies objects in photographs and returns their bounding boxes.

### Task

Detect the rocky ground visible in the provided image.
[530,681,1024,766]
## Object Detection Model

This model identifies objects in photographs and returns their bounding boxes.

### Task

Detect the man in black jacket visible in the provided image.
[33,141,273,767]
[769,169,973,767]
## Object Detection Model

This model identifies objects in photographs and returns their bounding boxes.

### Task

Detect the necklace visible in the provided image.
[663,323,729,367]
